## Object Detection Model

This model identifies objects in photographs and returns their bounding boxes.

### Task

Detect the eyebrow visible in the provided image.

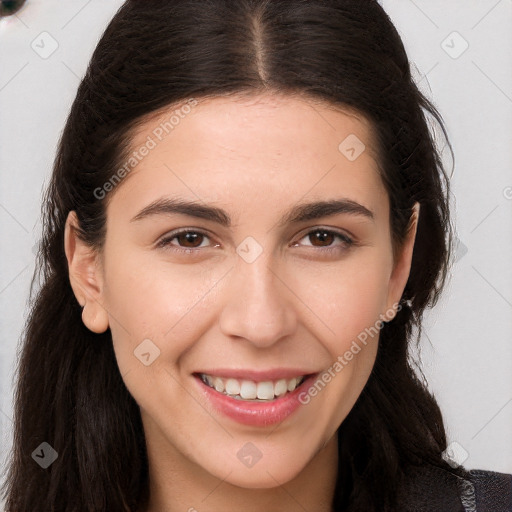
[130,197,374,226]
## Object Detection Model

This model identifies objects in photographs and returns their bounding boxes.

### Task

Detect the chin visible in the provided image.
[202,448,311,489]
[223,462,305,489]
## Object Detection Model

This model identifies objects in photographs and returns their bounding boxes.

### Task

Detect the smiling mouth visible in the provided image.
[195,372,311,402]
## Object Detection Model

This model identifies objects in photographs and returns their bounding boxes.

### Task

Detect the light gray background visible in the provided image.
[1,0,511,502]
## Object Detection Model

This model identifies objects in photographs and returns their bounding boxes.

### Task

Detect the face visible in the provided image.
[65,93,417,490]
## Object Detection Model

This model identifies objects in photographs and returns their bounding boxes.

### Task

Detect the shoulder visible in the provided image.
[464,468,512,511]
[396,463,512,511]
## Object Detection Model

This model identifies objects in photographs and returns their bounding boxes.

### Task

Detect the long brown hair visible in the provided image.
[2,1,471,510]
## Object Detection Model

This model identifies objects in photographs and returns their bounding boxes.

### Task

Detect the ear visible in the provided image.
[64,211,109,333]
[384,202,420,320]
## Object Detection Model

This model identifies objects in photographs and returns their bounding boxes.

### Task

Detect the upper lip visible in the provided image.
[194,368,319,382]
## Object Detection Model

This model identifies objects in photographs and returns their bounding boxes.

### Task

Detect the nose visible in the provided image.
[218,250,297,348]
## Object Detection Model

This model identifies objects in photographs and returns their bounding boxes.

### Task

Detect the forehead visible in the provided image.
[131,92,380,158]
[107,93,387,222]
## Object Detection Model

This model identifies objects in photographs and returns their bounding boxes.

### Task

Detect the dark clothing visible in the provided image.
[397,464,512,511]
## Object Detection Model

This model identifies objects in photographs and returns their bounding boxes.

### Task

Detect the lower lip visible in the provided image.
[194,373,318,427]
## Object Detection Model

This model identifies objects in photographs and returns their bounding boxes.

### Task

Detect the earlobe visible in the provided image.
[384,202,420,320]
[81,301,110,334]
[64,211,110,333]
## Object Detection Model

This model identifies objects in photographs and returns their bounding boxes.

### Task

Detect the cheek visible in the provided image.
[290,264,387,444]
[102,236,392,374]
[289,255,391,351]
[101,247,227,366]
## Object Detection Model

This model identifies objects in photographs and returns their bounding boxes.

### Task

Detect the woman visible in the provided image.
[2,1,511,510]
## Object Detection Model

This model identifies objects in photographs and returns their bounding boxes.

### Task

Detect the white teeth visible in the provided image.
[287,377,297,392]
[274,379,288,397]
[213,377,224,393]
[199,373,306,400]
[256,381,274,400]
[225,378,240,395]
[240,380,257,399]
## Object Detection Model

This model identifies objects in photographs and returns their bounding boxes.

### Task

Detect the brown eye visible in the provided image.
[309,230,336,247]
[157,230,214,252]
[297,228,353,249]
[175,231,205,248]
[291,228,356,258]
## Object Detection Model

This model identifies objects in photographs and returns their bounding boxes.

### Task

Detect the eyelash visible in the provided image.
[155,228,355,257]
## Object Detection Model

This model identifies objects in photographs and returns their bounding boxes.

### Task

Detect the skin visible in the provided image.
[64,93,419,512]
